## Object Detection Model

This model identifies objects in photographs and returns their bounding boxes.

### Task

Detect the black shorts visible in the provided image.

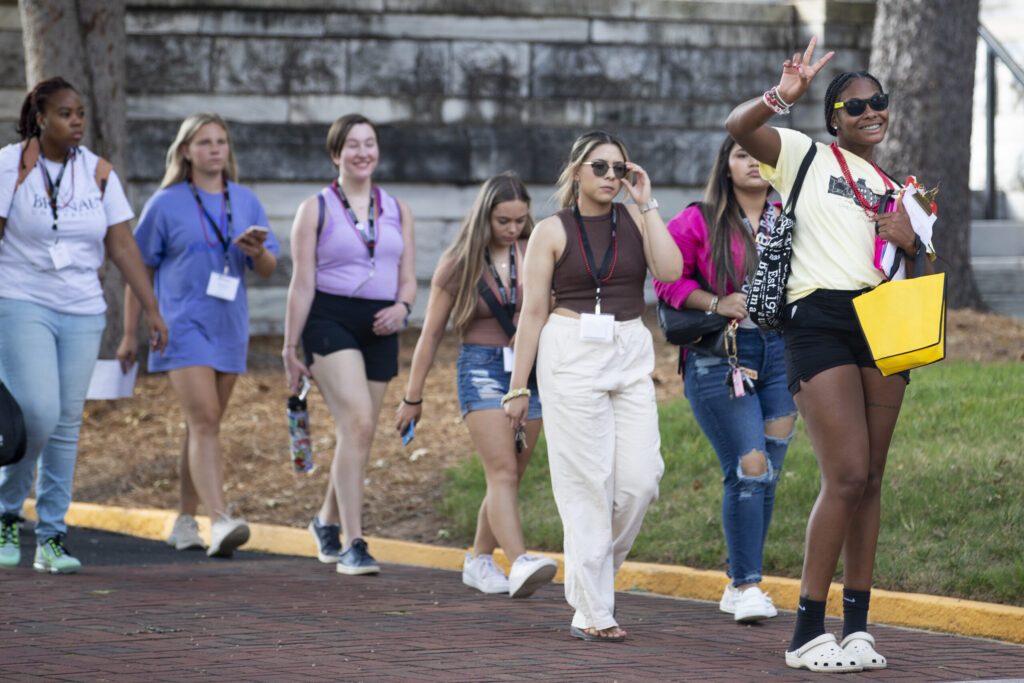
[782,288,910,394]
[301,291,399,382]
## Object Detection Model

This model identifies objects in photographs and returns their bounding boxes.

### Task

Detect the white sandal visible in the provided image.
[785,633,863,673]
[841,631,887,670]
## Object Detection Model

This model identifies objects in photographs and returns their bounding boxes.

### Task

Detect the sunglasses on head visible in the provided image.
[582,160,627,179]
[833,92,889,117]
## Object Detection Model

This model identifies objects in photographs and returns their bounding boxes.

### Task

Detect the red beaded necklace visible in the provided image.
[830,142,894,214]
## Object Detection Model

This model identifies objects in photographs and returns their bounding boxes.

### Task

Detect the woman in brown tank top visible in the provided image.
[504,131,682,642]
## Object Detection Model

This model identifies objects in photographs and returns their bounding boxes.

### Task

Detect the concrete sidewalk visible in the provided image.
[2,523,1023,681]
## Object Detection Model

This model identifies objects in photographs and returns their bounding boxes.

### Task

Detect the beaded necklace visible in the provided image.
[830,142,894,216]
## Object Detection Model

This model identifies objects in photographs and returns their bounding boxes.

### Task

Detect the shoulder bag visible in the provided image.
[746,142,817,330]
[657,269,731,357]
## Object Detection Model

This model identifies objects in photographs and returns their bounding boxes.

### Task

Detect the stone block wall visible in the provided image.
[0,0,876,330]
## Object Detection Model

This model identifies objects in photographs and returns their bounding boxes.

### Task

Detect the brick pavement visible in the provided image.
[1,528,1022,682]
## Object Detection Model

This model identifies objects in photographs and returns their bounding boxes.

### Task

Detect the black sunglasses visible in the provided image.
[582,160,627,179]
[833,93,889,117]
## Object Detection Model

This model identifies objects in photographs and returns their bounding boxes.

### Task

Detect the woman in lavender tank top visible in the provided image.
[282,114,416,576]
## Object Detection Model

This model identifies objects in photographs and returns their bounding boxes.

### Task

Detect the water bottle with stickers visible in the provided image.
[287,375,313,473]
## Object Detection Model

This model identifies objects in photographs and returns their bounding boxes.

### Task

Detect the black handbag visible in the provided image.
[0,381,27,468]
[657,270,731,357]
[746,142,817,331]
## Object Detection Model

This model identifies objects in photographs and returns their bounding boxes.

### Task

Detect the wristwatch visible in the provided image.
[640,198,659,214]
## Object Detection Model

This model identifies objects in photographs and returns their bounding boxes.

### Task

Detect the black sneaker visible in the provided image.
[308,517,341,564]
[336,537,380,575]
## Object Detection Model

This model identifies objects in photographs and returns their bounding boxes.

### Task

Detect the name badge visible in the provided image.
[502,347,515,373]
[579,312,614,343]
[49,242,72,270]
[206,271,240,301]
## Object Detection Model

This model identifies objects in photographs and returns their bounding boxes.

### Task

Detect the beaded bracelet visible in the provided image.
[501,387,532,407]
[762,86,792,116]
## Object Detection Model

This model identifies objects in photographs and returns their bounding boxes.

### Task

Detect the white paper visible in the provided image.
[86,360,138,400]
[901,185,936,247]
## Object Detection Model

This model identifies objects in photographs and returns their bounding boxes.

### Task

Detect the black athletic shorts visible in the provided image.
[301,290,399,382]
[782,288,910,394]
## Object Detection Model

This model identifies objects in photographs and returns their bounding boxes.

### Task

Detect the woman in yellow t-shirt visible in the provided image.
[726,38,933,674]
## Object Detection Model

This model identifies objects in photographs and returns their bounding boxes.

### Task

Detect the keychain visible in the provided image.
[722,320,758,399]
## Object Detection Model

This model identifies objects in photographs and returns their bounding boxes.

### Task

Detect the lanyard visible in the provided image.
[40,152,72,236]
[188,180,233,272]
[332,180,377,266]
[741,201,774,251]
[483,245,517,318]
[573,203,618,313]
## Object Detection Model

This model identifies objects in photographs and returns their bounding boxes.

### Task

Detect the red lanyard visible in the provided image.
[830,142,894,214]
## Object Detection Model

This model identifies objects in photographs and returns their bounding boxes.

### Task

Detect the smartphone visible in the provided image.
[244,225,270,240]
[401,419,415,446]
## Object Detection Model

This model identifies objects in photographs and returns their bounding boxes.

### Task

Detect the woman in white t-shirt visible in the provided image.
[726,40,930,673]
[0,77,168,575]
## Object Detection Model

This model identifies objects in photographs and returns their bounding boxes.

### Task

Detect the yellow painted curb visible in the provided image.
[24,500,1024,645]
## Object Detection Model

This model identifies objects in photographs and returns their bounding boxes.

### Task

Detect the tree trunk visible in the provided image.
[869,0,984,310]
[20,0,128,357]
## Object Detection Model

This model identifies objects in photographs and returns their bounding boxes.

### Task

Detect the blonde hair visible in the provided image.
[553,130,630,209]
[160,113,238,189]
[443,171,534,337]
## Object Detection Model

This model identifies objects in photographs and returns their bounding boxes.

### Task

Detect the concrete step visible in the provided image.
[971,220,1024,257]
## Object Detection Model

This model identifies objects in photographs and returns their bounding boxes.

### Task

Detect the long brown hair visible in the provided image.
[160,113,238,189]
[701,135,762,294]
[444,171,534,336]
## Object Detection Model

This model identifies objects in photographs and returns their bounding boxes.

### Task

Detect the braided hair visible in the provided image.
[16,77,78,140]
[823,71,884,136]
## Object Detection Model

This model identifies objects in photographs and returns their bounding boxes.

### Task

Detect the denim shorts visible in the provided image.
[456,344,541,419]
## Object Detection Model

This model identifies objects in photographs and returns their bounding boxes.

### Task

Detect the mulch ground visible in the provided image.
[73,306,1024,546]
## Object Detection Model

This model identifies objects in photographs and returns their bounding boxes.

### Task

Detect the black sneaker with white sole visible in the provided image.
[336,537,380,575]
[308,517,341,563]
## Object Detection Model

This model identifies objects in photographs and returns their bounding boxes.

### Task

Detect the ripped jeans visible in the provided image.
[684,328,795,586]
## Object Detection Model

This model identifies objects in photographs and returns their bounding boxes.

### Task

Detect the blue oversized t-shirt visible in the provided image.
[134,180,280,373]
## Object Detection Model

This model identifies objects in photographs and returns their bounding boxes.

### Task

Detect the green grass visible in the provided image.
[438,361,1024,606]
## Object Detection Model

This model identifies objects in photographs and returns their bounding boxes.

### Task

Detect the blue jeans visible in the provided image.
[0,298,105,542]
[684,328,796,586]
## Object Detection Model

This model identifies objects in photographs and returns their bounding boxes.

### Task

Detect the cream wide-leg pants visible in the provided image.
[536,313,664,631]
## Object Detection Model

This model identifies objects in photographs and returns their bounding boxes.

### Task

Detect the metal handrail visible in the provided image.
[979,24,1023,219]
[979,23,1024,87]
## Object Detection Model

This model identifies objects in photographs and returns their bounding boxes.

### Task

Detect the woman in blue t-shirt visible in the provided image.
[119,113,279,559]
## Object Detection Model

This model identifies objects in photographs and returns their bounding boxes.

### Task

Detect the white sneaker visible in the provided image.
[733,585,777,623]
[207,514,250,558]
[462,553,509,594]
[719,583,739,614]
[507,553,558,599]
[167,514,206,551]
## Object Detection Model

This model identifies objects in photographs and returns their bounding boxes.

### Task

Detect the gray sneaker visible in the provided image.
[167,514,206,551]
[207,514,250,558]
[0,513,21,569]
[34,535,81,574]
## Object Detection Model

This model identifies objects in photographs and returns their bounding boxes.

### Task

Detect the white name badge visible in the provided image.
[502,347,515,372]
[206,271,240,301]
[579,312,615,343]
[49,242,72,270]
